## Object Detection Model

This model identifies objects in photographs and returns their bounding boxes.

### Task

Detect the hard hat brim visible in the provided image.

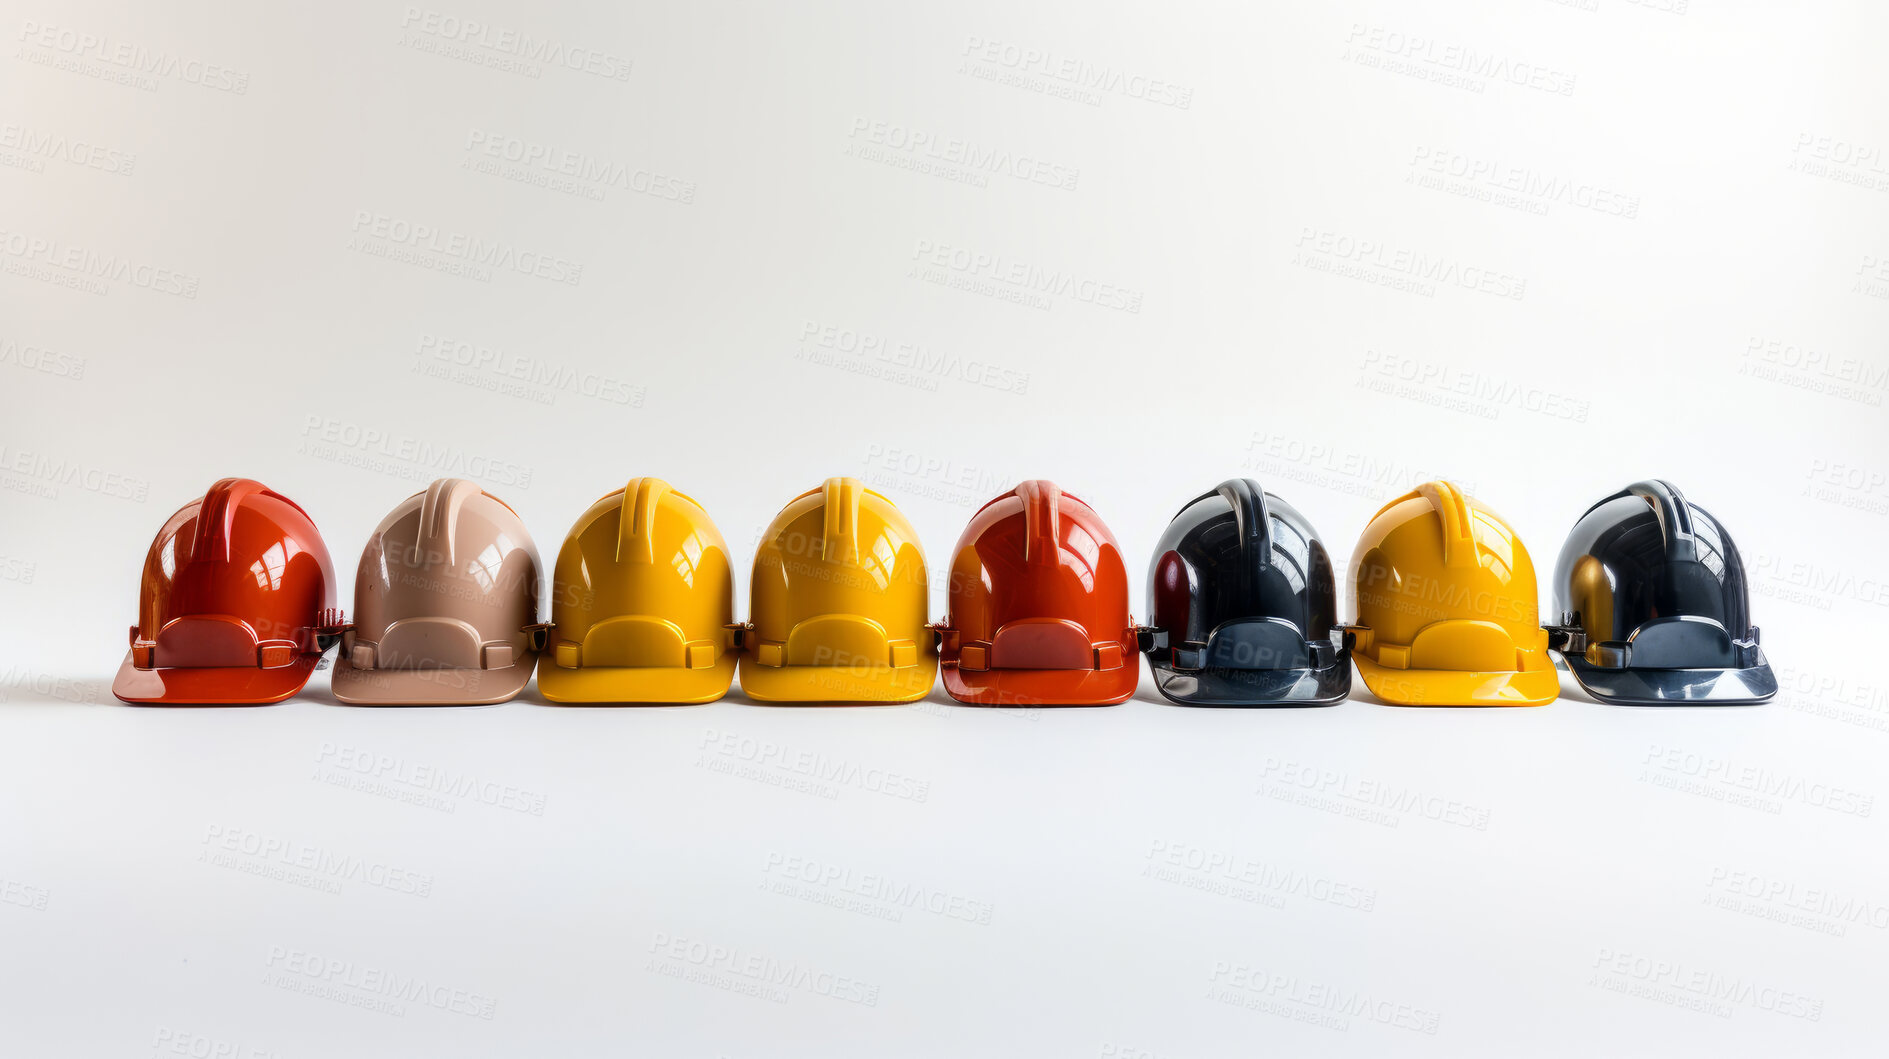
[1148,661,1350,707]
[112,649,322,705]
[942,663,1137,706]
[1353,654,1558,707]
[737,657,937,704]
[328,651,537,705]
[536,655,735,704]
[1563,656,1777,706]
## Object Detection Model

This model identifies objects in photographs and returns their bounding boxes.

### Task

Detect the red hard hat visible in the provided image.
[939,480,1138,705]
[112,478,341,705]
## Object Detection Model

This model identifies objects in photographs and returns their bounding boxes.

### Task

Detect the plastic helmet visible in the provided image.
[1549,480,1775,705]
[113,478,342,704]
[936,480,1137,706]
[1349,480,1556,706]
[1142,479,1349,706]
[538,478,737,704]
[740,477,935,703]
[330,478,543,705]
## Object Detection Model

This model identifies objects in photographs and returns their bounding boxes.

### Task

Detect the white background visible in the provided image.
[5,0,1889,1054]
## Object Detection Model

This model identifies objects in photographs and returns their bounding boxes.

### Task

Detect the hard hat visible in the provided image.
[1141,479,1349,706]
[1547,480,1776,705]
[113,478,342,705]
[538,478,737,704]
[1348,481,1556,706]
[739,477,936,703]
[329,478,544,705]
[936,480,1137,706]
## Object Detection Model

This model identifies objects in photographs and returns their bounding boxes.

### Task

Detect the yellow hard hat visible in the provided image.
[537,478,737,704]
[739,477,936,703]
[1348,481,1556,706]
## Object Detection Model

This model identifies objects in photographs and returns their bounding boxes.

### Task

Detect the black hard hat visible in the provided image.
[1549,480,1775,705]
[1140,479,1349,706]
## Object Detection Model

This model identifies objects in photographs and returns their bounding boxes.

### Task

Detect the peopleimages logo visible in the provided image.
[760,852,995,925]
[1751,554,1889,610]
[1408,147,1638,218]
[1293,228,1526,301]
[1705,866,1889,935]
[959,36,1194,109]
[1143,840,1378,912]
[1742,336,1889,405]
[911,239,1143,313]
[263,945,497,1019]
[1241,432,1471,500]
[0,446,149,501]
[1258,757,1492,831]
[646,932,880,1007]
[416,333,643,406]
[0,877,50,911]
[1207,963,1442,1034]
[696,728,932,803]
[200,824,434,898]
[800,321,1031,395]
[1790,132,1889,192]
[0,122,136,175]
[1356,566,1531,624]
[846,118,1080,191]
[463,129,694,203]
[0,229,199,297]
[1358,350,1590,423]
[1343,24,1576,97]
[1590,948,1823,1021]
[349,211,583,286]
[0,337,86,379]
[15,20,251,93]
[299,416,535,489]
[1640,744,1874,817]
[0,668,100,704]
[314,741,548,815]
[396,8,631,80]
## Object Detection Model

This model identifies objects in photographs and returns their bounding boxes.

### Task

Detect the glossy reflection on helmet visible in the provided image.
[1142,479,1349,706]
[1550,480,1775,705]
[1347,481,1557,707]
[329,479,542,706]
[938,480,1138,706]
[113,478,341,705]
[739,477,936,704]
[537,478,737,704]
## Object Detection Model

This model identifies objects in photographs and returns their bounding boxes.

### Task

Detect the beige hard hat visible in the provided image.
[330,478,543,705]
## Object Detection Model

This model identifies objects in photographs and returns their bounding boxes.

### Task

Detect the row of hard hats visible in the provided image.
[112,476,1775,708]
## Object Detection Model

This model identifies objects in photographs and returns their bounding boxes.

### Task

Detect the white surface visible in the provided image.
[5,0,1889,1054]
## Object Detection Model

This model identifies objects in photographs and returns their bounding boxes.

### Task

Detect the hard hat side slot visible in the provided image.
[153,614,263,668]
[989,618,1094,670]
[1204,617,1311,671]
[579,615,689,668]
[1620,615,1738,669]
[375,616,487,670]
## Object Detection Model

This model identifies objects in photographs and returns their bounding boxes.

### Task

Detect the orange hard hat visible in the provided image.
[937,481,1138,706]
[113,478,341,704]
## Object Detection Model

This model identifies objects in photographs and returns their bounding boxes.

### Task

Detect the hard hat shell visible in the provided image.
[938,480,1137,706]
[1144,479,1349,706]
[1551,480,1775,705]
[113,478,341,705]
[1349,481,1556,706]
[538,478,736,704]
[329,479,542,705]
[739,477,935,703]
